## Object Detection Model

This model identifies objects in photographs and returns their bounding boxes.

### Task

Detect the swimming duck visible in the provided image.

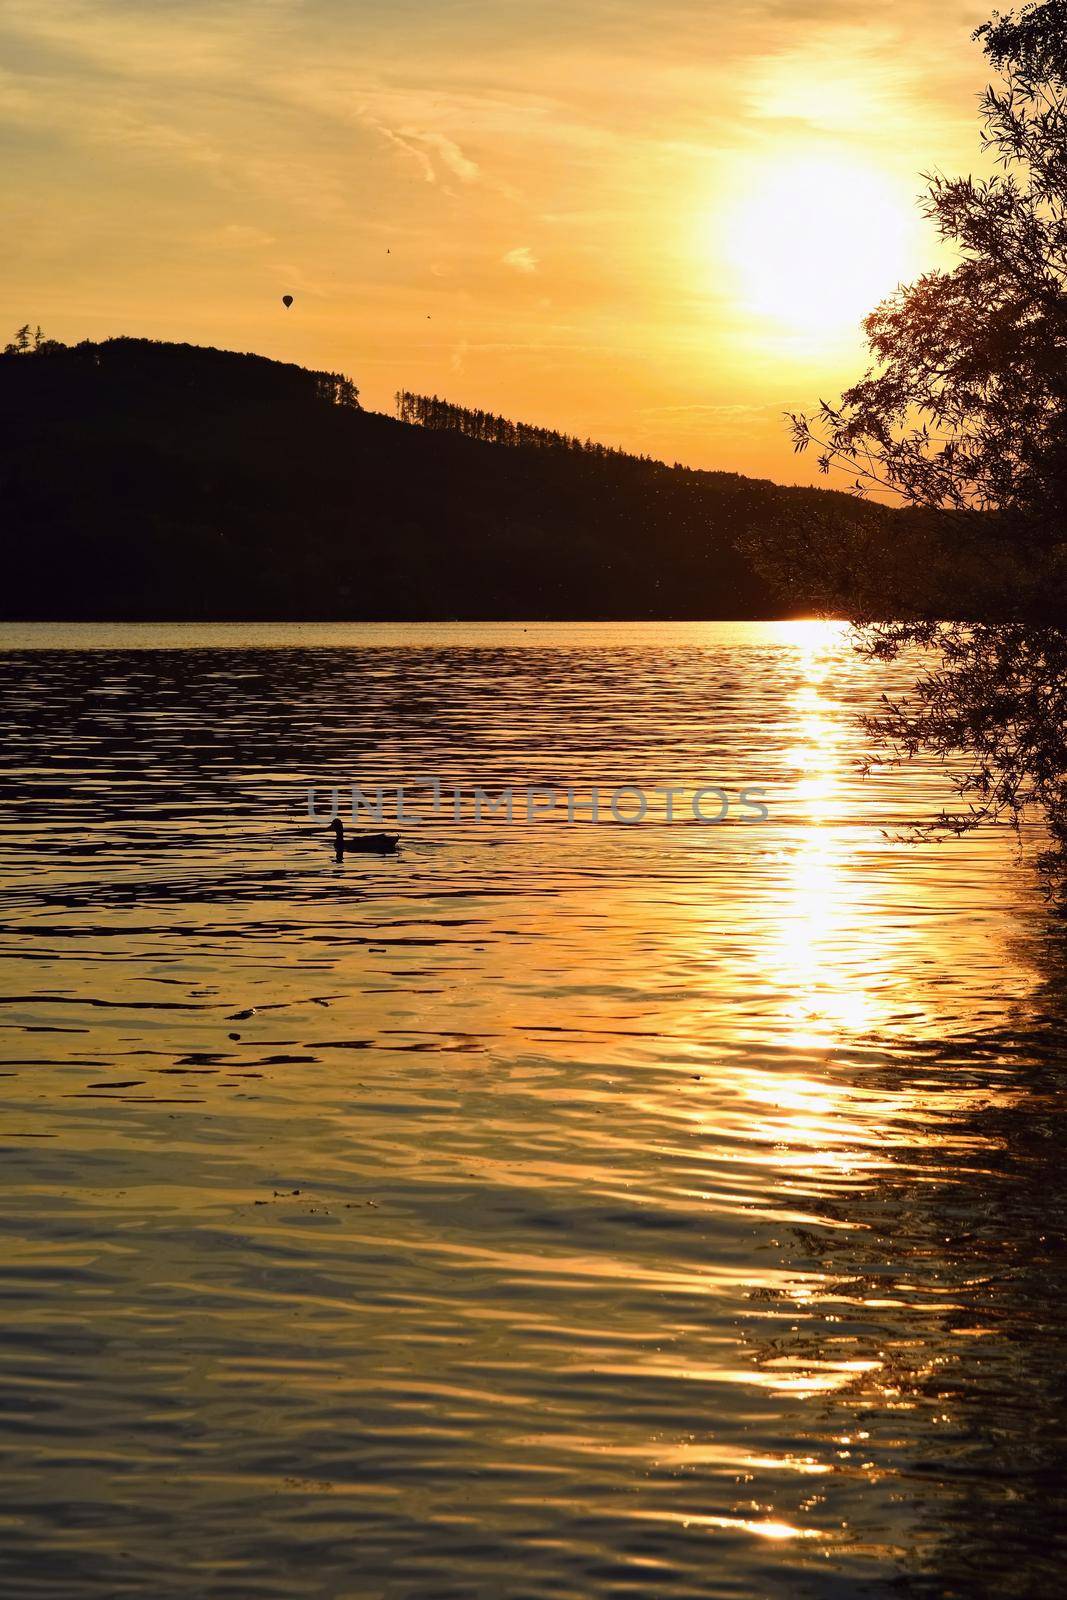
[327,819,399,856]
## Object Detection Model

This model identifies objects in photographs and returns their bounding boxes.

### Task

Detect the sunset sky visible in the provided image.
[2,0,992,482]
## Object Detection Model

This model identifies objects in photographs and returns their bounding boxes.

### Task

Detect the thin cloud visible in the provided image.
[376,125,481,185]
[414,131,480,184]
[502,246,539,274]
[641,401,789,418]
[214,223,275,249]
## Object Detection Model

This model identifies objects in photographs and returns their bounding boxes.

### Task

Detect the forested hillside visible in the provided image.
[0,335,874,620]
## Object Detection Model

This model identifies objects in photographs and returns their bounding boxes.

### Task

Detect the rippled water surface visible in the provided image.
[1,621,1066,1599]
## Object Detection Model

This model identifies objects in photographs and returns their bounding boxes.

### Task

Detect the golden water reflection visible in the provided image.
[0,622,1062,1599]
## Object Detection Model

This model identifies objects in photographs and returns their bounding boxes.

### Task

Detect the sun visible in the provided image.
[717,152,923,343]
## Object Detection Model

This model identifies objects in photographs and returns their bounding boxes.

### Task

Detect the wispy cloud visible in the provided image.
[502,246,539,274]
[641,401,790,418]
[372,122,481,185]
[213,223,276,249]
[413,130,480,184]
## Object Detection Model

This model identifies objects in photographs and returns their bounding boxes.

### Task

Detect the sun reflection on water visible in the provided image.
[771,620,886,1049]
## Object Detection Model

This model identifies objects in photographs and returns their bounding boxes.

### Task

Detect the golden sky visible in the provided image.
[2,0,992,482]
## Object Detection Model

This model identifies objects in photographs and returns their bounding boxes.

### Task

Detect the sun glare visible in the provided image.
[718,153,922,342]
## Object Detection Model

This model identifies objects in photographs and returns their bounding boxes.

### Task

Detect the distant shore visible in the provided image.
[0,336,872,624]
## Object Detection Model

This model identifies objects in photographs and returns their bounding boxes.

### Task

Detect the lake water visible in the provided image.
[1,621,1064,1599]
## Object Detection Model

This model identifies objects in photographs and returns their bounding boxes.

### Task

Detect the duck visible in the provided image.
[327,818,399,856]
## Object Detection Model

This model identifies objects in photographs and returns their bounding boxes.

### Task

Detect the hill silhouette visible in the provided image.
[0,334,870,620]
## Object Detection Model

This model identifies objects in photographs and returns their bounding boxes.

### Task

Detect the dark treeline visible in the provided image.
[395,390,639,461]
[0,332,879,622]
[4,327,360,411]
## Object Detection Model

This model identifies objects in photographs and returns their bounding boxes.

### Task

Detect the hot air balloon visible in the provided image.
[282,294,294,309]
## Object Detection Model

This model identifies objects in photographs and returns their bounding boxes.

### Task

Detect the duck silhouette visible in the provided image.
[328,818,399,856]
